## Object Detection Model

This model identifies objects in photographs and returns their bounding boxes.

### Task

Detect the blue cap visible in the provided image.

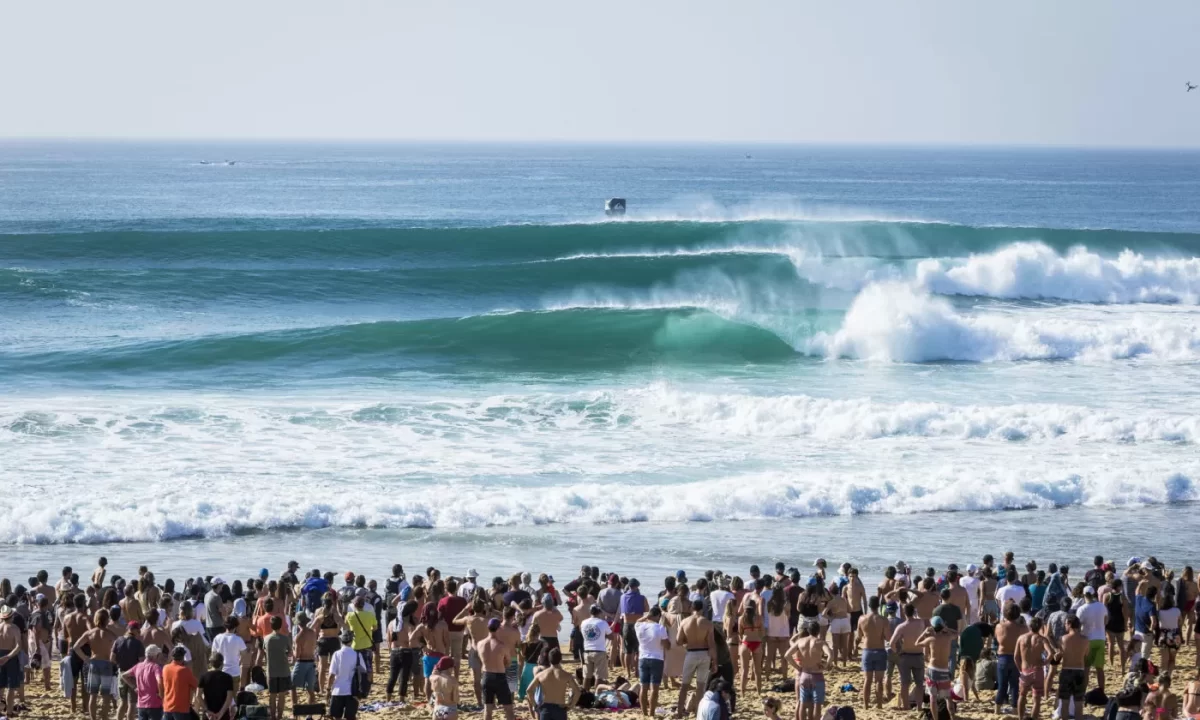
[675,570,686,580]
[885,601,898,614]
[259,568,269,578]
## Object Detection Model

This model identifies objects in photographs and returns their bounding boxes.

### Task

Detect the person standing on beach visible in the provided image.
[197,652,235,720]
[578,605,611,690]
[162,646,197,720]
[328,633,365,720]
[75,609,119,720]
[1057,616,1088,720]
[857,596,889,710]
[113,621,146,720]
[597,576,622,670]
[203,580,226,642]
[1015,616,1050,720]
[789,622,828,720]
[620,579,648,680]
[634,605,670,718]
[916,617,956,720]
[677,599,716,716]
[438,578,468,681]
[890,603,924,710]
[1075,585,1108,693]
[430,656,460,720]
[478,618,515,720]
[994,602,1025,714]
[290,612,318,708]
[264,616,293,720]
[0,606,22,719]
[525,648,578,720]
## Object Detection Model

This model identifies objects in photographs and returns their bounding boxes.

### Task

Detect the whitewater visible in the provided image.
[3,143,1200,579]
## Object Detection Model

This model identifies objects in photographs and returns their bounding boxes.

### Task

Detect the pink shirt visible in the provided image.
[133,660,164,709]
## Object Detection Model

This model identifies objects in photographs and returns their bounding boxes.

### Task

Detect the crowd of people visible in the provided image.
[0,552,1197,720]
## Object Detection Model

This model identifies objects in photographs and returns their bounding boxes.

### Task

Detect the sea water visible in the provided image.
[2,142,1199,583]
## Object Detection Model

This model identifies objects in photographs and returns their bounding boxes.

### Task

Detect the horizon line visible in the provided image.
[3,137,1200,152]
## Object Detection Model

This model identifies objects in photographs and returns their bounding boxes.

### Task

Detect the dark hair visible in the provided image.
[548,648,562,665]
[903,603,916,619]
[210,652,224,670]
[1004,603,1021,621]
[270,616,283,631]
[1067,615,1081,630]
[868,596,880,611]
[940,588,952,601]
[224,616,239,631]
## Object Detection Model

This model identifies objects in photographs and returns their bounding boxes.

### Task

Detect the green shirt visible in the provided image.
[347,610,377,652]
[264,632,292,678]
[958,623,983,661]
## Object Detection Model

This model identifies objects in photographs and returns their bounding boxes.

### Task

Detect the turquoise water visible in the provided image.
[2,142,1199,580]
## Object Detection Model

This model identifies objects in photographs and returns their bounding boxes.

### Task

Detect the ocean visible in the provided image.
[3,142,1200,584]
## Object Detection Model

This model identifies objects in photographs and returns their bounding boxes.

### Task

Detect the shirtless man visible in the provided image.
[454,599,489,705]
[995,602,1026,714]
[822,585,852,670]
[430,656,460,720]
[857,596,889,710]
[788,622,829,720]
[291,611,318,707]
[676,599,716,716]
[63,594,93,715]
[525,648,579,720]
[530,595,563,652]
[917,617,956,720]
[946,572,970,620]
[889,604,925,710]
[1015,617,1051,720]
[92,558,108,589]
[119,586,145,628]
[31,571,57,608]
[846,569,867,655]
[74,609,118,720]
[1057,616,1088,720]
[477,618,515,720]
[0,606,22,719]
[497,608,521,698]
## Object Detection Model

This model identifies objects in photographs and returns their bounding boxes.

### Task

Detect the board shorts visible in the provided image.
[798,671,826,704]
[433,705,458,720]
[1058,669,1086,700]
[1020,666,1045,696]
[87,659,118,696]
[622,623,639,655]
[423,652,444,678]
[861,648,887,673]
[483,671,513,705]
[538,703,566,720]
[0,654,21,689]
[269,676,292,693]
[468,647,482,672]
[638,658,664,685]
[1086,639,1106,667]
[291,659,317,691]
[925,667,952,699]
[829,617,852,635]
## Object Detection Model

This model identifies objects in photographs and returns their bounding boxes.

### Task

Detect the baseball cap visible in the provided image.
[1084,585,1096,595]
[675,570,686,580]
[211,577,226,587]
[966,563,978,574]
[487,618,501,632]
[1128,557,1142,568]
[885,601,898,614]
[813,558,826,567]
[259,568,269,578]
[435,656,454,672]
[931,617,945,629]
[287,560,299,570]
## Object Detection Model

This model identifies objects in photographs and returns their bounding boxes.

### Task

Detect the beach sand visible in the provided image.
[16,643,1190,720]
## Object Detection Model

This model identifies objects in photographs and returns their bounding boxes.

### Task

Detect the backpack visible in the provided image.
[834,707,856,720]
[350,655,371,699]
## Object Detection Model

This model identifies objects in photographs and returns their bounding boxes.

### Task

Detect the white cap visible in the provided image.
[211,577,226,586]
[966,563,979,574]
[1084,586,1097,595]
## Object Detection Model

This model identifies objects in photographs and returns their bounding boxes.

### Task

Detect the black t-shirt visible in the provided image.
[503,590,531,608]
[199,670,235,713]
[932,602,964,632]
[112,636,145,672]
[10,613,26,634]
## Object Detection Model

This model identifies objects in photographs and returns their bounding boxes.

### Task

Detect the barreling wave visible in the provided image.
[3,308,799,375]
[5,218,1200,267]
[2,465,1196,543]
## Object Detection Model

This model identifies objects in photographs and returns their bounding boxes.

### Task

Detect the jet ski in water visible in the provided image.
[605,198,626,216]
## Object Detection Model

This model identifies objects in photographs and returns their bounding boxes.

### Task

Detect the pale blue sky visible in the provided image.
[3,1,1199,145]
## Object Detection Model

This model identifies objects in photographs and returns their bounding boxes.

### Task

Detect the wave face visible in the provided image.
[7,220,1200,379]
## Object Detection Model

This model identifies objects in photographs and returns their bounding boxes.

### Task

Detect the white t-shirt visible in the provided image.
[171,619,210,647]
[1159,607,1181,631]
[708,590,733,622]
[960,576,981,610]
[211,632,248,675]
[1075,601,1108,641]
[635,621,669,661]
[996,583,1026,608]
[329,646,363,696]
[580,617,612,652]
[458,581,477,599]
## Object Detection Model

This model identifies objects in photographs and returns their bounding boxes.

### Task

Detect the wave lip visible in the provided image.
[916,242,1200,304]
[2,467,1196,544]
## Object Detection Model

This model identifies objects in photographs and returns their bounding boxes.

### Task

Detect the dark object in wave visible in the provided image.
[605,198,626,216]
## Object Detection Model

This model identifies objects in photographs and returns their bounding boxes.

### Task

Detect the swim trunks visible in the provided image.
[483,671,513,705]
[861,648,887,673]
[798,671,826,704]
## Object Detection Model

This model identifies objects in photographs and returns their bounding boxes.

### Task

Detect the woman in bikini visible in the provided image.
[725,577,745,677]
[1157,596,1183,675]
[386,600,422,703]
[1143,672,1179,720]
[312,592,343,692]
[415,602,451,701]
[738,600,764,697]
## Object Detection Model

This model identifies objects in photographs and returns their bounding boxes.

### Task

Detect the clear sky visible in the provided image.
[3,1,1198,146]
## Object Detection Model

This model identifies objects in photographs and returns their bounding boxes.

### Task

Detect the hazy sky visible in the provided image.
[4,1,1199,146]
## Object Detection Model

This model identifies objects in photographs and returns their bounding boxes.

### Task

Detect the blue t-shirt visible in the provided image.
[1030,583,1047,612]
[1134,595,1157,633]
